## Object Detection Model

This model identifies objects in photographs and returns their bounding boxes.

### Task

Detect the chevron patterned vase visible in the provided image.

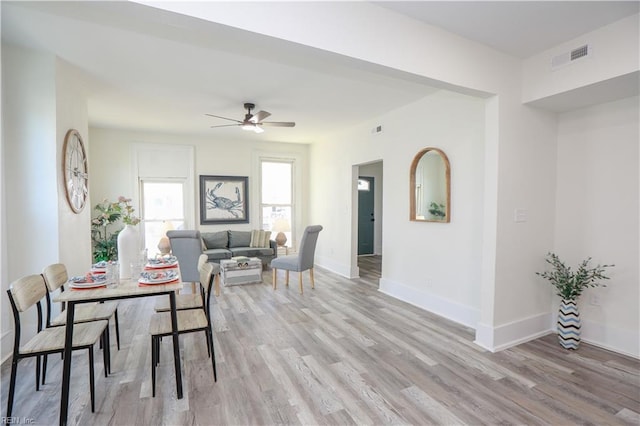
[557,299,581,349]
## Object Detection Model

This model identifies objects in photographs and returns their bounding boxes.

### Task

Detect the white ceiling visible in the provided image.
[2,1,638,143]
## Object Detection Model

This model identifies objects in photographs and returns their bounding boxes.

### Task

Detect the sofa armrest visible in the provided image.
[270,239,278,257]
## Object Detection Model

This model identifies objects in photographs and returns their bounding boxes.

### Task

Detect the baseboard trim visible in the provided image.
[475,312,553,352]
[378,277,479,329]
[315,256,355,279]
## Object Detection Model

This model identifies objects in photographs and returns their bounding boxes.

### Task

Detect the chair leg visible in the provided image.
[42,354,48,385]
[7,358,19,417]
[310,268,315,289]
[272,268,277,290]
[299,272,303,295]
[208,330,217,382]
[89,347,95,413]
[36,355,41,391]
[151,336,156,397]
[114,309,121,350]
[215,274,221,297]
[102,330,110,377]
[191,282,196,294]
[285,271,289,287]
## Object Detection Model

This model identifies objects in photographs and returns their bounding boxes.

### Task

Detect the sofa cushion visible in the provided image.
[202,231,228,249]
[228,230,251,248]
[250,230,272,248]
[229,247,274,258]
[203,248,232,261]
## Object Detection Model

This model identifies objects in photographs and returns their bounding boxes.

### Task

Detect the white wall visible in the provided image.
[312,90,486,327]
[522,14,639,105]
[554,96,639,358]
[88,128,309,239]
[1,45,58,361]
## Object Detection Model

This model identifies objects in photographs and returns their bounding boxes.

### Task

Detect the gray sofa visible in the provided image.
[201,230,277,268]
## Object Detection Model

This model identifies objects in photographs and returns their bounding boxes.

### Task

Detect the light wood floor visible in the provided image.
[2,266,639,425]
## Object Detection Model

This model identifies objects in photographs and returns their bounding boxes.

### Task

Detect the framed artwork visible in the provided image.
[199,175,249,224]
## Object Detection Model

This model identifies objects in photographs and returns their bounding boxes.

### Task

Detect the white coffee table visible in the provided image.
[220,257,263,287]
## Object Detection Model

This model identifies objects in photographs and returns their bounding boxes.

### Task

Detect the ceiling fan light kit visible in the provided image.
[207,102,295,133]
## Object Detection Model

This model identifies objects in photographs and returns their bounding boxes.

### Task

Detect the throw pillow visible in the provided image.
[228,230,251,248]
[202,231,228,249]
[250,230,272,248]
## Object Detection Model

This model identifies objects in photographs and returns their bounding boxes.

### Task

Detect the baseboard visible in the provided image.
[475,313,553,352]
[378,277,479,329]
[578,319,639,359]
[315,256,356,279]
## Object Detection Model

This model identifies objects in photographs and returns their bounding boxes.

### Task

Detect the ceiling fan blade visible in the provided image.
[261,121,296,127]
[205,113,243,124]
[210,124,241,128]
[250,110,271,123]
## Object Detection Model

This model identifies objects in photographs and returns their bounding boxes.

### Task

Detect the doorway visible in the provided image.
[355,161,383,285]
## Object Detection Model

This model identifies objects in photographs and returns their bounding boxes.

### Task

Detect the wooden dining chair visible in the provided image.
[41,263,119,378]
[149,261,218,397]
[6,274,109,417]
[154,254,220,313]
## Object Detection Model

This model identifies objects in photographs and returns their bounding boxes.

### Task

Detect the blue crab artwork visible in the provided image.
[205,182,244,218]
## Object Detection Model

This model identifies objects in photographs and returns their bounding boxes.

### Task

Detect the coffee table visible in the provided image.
[220,257,263,287]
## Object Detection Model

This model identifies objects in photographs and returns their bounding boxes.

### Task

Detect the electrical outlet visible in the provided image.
[590,293,601,306]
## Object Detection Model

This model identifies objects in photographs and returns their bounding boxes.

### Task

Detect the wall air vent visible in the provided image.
[571,45,589,61]
[551,44,591,70]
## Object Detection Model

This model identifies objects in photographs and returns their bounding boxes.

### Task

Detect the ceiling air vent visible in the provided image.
[551,44,591,70]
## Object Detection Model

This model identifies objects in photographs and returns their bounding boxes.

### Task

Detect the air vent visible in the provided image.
[571,45,589,61]
[551,44,591,70]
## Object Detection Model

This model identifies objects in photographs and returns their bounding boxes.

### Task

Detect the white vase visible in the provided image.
[117,224,139,279]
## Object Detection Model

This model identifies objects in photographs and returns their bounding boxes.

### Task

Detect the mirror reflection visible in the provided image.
[410,147,450,222]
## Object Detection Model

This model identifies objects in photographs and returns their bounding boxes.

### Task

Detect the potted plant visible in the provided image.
[536,252,614,349]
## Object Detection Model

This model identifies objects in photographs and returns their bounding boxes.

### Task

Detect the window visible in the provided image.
[261,160,294,247]
[140,180,186,254]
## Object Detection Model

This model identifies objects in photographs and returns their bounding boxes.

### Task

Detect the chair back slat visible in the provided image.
[197,254,208,271]
[9,275,47,313]
[42,263,68,292]
[198,262,214,296]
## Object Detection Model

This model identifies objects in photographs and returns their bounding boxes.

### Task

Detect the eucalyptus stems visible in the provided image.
[536,252,614,300]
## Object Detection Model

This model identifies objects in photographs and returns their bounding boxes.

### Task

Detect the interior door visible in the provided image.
[358,176,375,255]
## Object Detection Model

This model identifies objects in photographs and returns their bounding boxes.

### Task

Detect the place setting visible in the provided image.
[68,273,108,290]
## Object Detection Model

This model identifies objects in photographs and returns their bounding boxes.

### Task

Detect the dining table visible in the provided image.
[54,275,184,426]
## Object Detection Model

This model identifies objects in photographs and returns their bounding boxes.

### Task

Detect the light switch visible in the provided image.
[514,208,528,223]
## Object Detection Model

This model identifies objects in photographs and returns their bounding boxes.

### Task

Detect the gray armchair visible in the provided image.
[167,230,203,293]
[271,225,323,294]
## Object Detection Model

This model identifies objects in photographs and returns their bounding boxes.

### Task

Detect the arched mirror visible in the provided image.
[410,147,450,222]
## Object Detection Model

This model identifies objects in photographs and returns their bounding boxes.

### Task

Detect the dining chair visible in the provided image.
[149,261,217,397]
[271,225,323,294]
[6,274,109,417]
[167,229,204,294]
[41,263,119,379]
[154,254,220,312]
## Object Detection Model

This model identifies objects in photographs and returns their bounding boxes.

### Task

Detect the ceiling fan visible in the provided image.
[206,102,295,134]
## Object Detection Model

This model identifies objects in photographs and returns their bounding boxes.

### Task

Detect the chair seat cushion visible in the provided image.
[21,320,108,354]
[229,247,273,257]
[149,310,208,336]
[50,302,118,326]
[271,255,302,271]
[154,294,203,312]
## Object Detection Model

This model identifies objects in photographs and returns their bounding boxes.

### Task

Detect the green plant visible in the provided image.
[428,202,446,218]
[91,196,140,262]
[536,252,614,300]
